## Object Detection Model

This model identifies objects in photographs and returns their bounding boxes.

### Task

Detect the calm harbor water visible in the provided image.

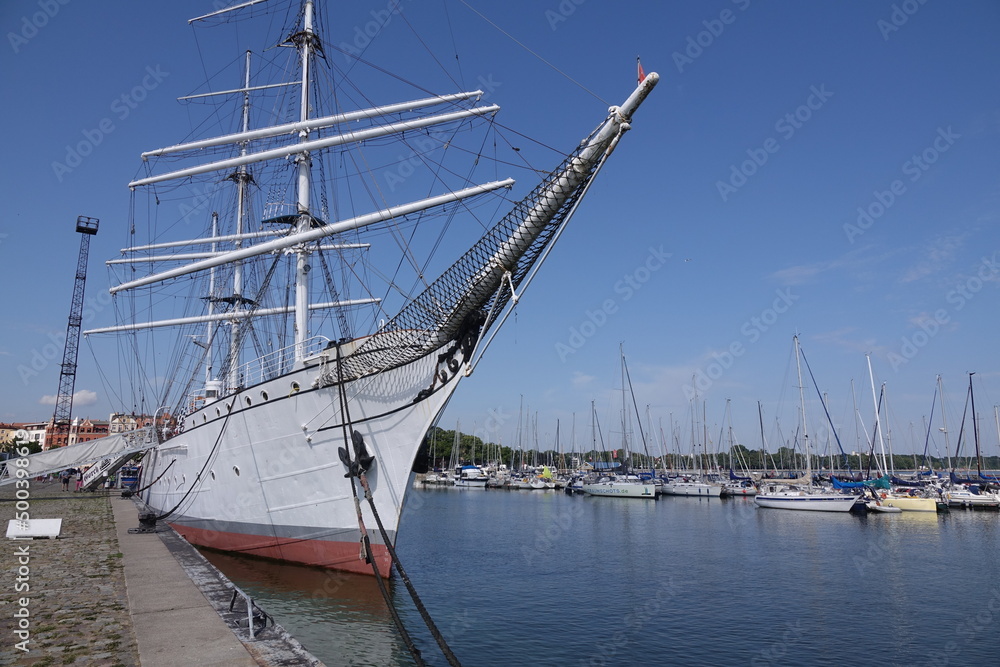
[202,487,1000,666]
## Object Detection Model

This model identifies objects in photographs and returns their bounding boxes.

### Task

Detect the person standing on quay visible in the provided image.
[60,469,70,491]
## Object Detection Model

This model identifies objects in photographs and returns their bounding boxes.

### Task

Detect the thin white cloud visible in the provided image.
[812,328,887,356]
[898,232,969,284]
[770,263,828,286]
[38,389,98,407]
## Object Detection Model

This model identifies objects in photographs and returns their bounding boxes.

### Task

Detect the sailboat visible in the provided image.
[660,395,721,497]
[65,1,658,574]
[943,373,1000,509]
[448,422,485,488]
[582,346,657,500]
[754,337,861,513]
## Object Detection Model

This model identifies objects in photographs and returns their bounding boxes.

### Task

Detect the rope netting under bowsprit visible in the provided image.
[331,132,610,382]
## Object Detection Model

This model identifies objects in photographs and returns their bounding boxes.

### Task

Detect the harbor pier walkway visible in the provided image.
[0,480,323,666]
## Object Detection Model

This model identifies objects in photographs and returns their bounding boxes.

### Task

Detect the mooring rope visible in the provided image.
[152,400,233,521]
[334,344,427,666]
[127,458,175,496]
[357,470,462,667]
[334,342,461,667]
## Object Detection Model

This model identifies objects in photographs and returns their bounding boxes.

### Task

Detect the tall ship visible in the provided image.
[38,1,657,575]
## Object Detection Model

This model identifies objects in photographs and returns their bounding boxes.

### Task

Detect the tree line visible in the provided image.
[413,427,1000,474]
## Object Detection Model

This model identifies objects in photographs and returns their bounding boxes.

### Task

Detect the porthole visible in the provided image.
[226,402,232,412]
[202,414,207,423]
[290,381,300,392]
[260,391,269,401]
[210,470,216,480]
[215,407,221,417]
[245,396,252,407]
[233,466,240,476]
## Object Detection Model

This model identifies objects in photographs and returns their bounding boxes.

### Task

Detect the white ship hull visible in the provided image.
[140,345,461,576]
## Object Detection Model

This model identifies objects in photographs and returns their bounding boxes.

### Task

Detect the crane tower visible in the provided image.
[49,216,99,448]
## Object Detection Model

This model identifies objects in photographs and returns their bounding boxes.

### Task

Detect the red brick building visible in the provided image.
[44,417,110,449]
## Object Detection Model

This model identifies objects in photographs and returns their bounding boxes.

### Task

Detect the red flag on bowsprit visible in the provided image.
[637,57,645,84]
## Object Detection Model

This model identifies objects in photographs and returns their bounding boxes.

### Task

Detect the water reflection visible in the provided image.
[200,549,407,665]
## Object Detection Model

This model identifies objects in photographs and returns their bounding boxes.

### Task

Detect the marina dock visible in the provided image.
[0,480,323,666]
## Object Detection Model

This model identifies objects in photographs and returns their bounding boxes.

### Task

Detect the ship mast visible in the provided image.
[203,212,219,387]
[293,0,316,363]
[229,50,253,389]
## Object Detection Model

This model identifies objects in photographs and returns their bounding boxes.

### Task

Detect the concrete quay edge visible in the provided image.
[111,495,325,667]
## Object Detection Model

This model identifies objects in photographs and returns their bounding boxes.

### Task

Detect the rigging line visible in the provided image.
[187,24,245,145]
[412,116,502,282]
[400,118,491,286]
[374,116,491,301]
[84,336,126,414]
[469,128,612,372]
[162,271,215,414]
[456,0,609,106]
[350,141,431,291]
[442,0,465,87]
[953,380,972,468]
[799,345,852,472]
[623,353,651,459]
[324,43,445,103]
[316,249,352,338]
[393,1,461,90]
[865,387,885,479]
[171,284,231,412]
[922,385,937,470]
[219,249,283,385]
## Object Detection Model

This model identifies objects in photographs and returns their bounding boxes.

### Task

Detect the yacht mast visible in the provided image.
[938,374,953,470]
[866,353,888,476]
[969,372,982,477]
[794,335,811,481]
[620,343,628,469]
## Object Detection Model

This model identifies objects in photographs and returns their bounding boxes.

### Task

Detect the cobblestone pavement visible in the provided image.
[0,480,139,667]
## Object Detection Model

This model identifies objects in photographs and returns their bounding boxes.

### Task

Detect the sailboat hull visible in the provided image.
[881,495,938,512]
[754,491,860,512]
[660,481,723,497]
[943,490,1000,509]
[582,482,656,499]
[140,345,461,576]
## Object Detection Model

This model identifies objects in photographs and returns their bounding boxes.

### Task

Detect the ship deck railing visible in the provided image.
[186,336,332,413]
[236,335,331,387]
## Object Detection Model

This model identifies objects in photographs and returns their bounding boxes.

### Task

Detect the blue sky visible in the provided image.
[1,1,998,462]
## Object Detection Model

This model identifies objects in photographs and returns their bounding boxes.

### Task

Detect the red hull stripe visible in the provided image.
[170,522,392,577]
